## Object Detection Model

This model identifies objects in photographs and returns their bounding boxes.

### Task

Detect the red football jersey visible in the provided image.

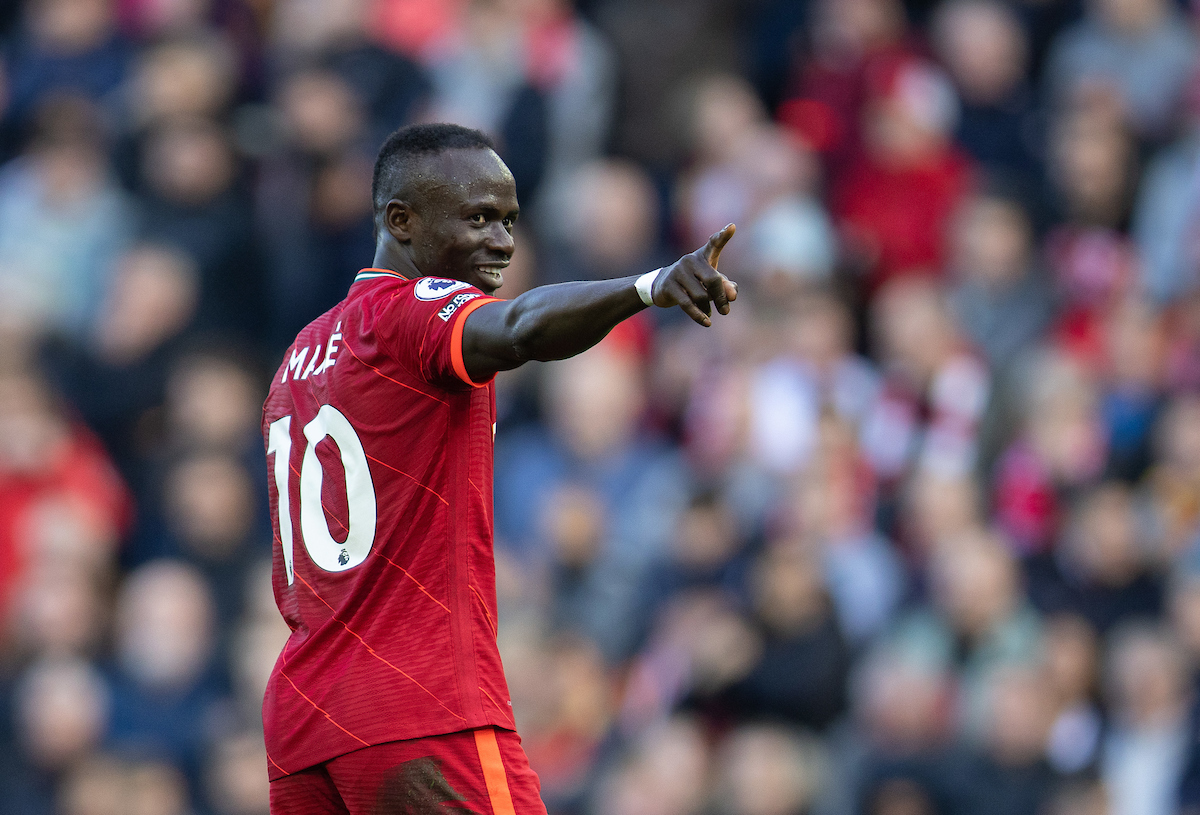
[260,268,514,780]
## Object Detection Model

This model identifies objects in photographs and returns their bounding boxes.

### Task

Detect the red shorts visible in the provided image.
[269,727,546,815]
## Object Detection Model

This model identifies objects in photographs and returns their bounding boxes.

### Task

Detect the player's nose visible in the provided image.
[484,223,515,255]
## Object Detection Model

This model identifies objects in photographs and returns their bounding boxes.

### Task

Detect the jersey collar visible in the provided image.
[354,268,412,285]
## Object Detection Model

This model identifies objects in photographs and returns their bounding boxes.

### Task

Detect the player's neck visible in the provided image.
[371,242,421,280]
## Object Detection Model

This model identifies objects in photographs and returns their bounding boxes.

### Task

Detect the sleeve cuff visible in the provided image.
[451,297,502,387]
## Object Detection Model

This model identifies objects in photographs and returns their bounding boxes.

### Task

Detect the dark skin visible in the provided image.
[373,147,737,382]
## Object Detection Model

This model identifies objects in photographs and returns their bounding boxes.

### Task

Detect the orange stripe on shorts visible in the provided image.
[474,728,517,815]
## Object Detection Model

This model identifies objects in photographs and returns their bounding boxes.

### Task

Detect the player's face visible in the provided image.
[410,148,519,295]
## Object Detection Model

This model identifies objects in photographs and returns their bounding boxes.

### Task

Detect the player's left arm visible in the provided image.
[461,225,737,382]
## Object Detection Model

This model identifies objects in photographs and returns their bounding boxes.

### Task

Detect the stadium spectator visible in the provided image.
[1096,296,1168,480]
[8,558,111,660]
[15,656,110,772]
[1132,74,1200,304]
[256,68,376,348]
[1043,0,1197,142]
[518,636,615,814]
[782,0,918,179]
[106,560,225,789]
[899,469,983,558]
[154,451,265,623]
[835,644,957,815]
[590,0,745,168]
[226,557,289,724]
[711,543,851,730]
[45,242,200,478]
[542,158,670,284]
[1028,482,1164,633]
[931,0,1043,183]
[0,371,129,633]
[595,714,711,815]
[1147,395,1200,560]
[891,529,1043,738]
[517,0,617,227]
[1164,291,1200,392]
[137,117,263,339]
[163,345,265,455]
[862,276,989,487]
[831,57,973,289]
[3,0,132,144]
[781,419,905,645]
[0,95,134,342]
[619,589,761,733]
[640,489,749,629]
[1040,613,1104,775]
[741,290,880,478]
[676,74,835,291]
[4,655,111,811]
[949,666,1058,815]
[1043,103,1142,381]
[1101,623,1193,815]
[204,729,272,815]
[113,31,239,186]
[711,724,827,815]
[422,0,549,201]
[992,350,1107,555]
[946,178,1054,370]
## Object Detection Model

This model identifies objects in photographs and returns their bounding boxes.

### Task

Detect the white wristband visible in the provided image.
[636,268,662,306]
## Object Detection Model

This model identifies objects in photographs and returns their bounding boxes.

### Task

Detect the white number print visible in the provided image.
[266,416,295,584]
[267,406,378,584]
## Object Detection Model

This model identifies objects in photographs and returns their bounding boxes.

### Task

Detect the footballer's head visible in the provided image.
[371,123,518,295]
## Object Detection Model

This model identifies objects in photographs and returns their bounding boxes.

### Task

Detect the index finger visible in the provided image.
[699,223,736,269]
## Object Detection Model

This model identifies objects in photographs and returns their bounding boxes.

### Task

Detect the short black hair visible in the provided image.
[371,123,496,216]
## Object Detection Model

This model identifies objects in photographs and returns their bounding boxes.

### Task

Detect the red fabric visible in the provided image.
[1044,227,1141,369]
[366,0,464,59]
[0,426,131,621]
[268,727,546,815]
[778,98,844,153]
[788,42,924,171]
[524,13,578,90]
[832,148,973,288]
[599,311,653,361]
[1052,307,1108,369]
[992,442,1060,555]
[261,271,514,781]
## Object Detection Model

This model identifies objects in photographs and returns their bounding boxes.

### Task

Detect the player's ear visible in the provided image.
[383,200,416,243]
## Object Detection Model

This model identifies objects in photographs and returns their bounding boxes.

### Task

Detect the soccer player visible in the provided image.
[262,123,735,815]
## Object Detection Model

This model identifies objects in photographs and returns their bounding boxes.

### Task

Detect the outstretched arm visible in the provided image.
[461,225,737,382]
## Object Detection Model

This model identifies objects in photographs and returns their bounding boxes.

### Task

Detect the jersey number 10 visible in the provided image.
[267,405,378,585]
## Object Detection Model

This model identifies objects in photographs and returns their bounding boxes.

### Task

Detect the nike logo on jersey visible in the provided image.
[415,278,472,301]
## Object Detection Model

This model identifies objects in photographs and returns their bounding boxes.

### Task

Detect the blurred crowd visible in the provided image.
[3,0,1200,814]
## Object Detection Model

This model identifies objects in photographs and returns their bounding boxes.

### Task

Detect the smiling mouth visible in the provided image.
[475,265,506,288]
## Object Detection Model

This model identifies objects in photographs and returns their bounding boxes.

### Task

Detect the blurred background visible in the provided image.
[3,0,1200,813]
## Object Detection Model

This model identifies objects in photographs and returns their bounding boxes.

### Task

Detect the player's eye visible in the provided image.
[469,213,487,225]
[502,217,515,230]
